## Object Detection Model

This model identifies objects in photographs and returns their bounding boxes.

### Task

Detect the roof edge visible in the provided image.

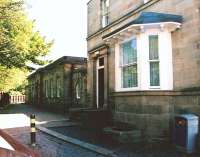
[28,56,87,78]
[102,12,183,39]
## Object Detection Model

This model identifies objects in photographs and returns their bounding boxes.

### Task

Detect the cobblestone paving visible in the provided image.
[4,127,105,157]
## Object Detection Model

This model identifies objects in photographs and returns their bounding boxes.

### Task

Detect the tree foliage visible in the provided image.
[0,0,53,68]
[0,66,28,93]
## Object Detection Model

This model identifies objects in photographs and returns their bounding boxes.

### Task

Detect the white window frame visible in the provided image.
[115,29,173,92]
[120,37,139,90]
[115,36,140,92]
[148,34,160,89]
[96,56,105,108]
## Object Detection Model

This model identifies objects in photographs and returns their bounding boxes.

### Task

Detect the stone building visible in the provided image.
[87,0,200,137]
[27,56,87,113]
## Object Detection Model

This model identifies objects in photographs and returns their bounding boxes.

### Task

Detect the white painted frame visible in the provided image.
[115,28,173,92]
[147,32,161,89]
[96,57,105,108]
[115,35,141,92]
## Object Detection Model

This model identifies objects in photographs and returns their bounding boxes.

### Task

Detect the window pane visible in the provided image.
[56,78,59,97]
[101,0,109,27]
[149,35,159,60]
[76,82,81,99]
[122,65,137,88]
[45,80,48,97]
[99,57,104,66]
[50,79,53,98]
[122,39,137,65]
[150,62,160,86]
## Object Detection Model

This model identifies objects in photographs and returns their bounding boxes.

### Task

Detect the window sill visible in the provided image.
[115,87,140,92]
[115,87,170,92]
[149,86,160,89]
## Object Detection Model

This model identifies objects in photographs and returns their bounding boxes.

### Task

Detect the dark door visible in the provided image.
[36,81,40,106]
[98,68,104,108]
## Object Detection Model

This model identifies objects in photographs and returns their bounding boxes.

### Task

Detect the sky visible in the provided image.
[27,0,89,61]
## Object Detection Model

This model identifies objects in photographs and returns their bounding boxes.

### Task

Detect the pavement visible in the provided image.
[0,104,105,157]
[0,104,199,157]
[0,104,67,129]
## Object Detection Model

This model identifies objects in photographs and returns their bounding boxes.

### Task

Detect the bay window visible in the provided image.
[103,12,181,91]
[115,31,173,91]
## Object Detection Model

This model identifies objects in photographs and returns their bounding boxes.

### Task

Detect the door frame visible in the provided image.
[96,57,104,108]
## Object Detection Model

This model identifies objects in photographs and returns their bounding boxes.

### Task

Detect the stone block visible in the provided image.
[103,126,141,144]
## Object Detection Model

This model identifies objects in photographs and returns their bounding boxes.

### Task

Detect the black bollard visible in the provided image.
[30,114,36,146]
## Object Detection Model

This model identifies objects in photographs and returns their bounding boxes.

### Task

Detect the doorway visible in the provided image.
[96,57,104,108]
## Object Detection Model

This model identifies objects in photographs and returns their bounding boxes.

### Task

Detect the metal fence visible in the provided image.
[0,92,25,106]
[10,95,26,104]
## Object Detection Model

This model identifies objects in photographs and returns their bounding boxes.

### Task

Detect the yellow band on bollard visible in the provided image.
[31,119,35,123]
[31,128,36,132]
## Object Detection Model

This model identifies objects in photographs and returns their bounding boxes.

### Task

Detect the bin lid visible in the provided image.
[175,114,199,120]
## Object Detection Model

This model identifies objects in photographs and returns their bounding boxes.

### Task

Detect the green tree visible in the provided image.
[0,0,53,68]
[0,66,28,93]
